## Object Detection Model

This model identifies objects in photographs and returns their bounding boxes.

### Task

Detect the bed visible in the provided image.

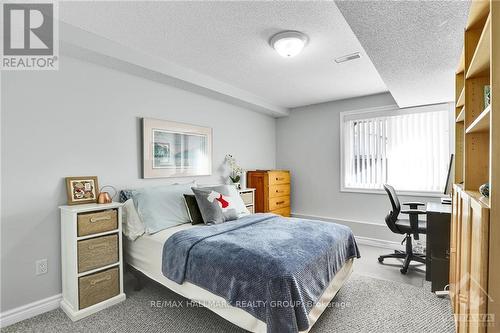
[124,212,359,333]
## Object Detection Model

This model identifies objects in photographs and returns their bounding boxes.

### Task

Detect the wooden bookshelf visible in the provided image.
[456,107,465,122]
[467,15,491,79]
[466,105,491,133]
[456,87,465,107]
[450,1,498,332]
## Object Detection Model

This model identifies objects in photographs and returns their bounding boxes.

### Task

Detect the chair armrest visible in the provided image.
[402,202,425,206]
[403,202,426,210]
[400,209,426,215]
[401,209,425,239]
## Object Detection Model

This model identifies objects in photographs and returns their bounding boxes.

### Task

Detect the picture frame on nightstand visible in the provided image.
[65,176,99,205]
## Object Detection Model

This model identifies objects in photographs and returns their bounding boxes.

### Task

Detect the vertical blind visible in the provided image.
[343,108,450,193]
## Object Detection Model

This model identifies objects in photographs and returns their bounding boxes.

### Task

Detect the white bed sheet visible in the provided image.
[124,223,354,333]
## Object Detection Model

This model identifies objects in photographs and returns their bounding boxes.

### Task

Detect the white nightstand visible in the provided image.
[239,188,256,213]
[59,202,126,321]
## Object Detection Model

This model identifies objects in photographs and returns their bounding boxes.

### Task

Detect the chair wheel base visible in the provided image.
[400,268,407,274]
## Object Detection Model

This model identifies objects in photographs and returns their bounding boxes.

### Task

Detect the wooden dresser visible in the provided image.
[59,202,126,321]
[247,170,291,217]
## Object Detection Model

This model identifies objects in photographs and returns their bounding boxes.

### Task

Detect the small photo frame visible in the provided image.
[65,176,99,205]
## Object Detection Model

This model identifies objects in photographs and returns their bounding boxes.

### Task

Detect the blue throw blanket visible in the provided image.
[162,213,360,333]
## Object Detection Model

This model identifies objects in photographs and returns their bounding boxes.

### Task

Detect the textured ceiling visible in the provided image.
[335,0,470,108]
[59,1,388,109]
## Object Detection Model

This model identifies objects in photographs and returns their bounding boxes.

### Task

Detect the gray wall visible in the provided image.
[276,93,441,242]
[1,55,276,312]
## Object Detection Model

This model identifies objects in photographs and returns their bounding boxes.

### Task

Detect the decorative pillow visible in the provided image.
[120,190,134,203]
[192,185,250,224]
[183,194,204,225]
[120,181,197,202]
[131,183,196,234]
[122,199,145,241]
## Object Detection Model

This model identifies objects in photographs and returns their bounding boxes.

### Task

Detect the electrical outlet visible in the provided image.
[36,259,48,275]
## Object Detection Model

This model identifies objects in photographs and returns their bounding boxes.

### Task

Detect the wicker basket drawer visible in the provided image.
[240,192,253,205]
[79,267,119,309]
[78,234,118,273]
[77,210,118,237]
[269,196,290,211]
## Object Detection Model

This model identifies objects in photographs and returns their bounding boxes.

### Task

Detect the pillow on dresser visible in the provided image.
[183,194,204,225]
[131,183,196,234]
[192,185,250,224]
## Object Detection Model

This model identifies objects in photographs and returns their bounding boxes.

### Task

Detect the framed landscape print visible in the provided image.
[65,176,99,205]
[143,118,212,178]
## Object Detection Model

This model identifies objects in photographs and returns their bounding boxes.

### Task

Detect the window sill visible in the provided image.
[340,187,444,198]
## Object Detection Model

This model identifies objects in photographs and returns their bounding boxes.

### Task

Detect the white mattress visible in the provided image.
[124,223,354,333]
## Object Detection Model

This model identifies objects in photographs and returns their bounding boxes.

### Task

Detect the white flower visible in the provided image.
[225,154,242,176]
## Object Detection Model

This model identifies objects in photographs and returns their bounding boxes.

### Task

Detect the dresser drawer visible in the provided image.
[271,206,291,217]
[269,196,290,211]
[77,210,118,237]
[268,171,290,185]
[240,191,253,205]
[78,234,118,273]
[269,184,290,198]
[79,267,119,309]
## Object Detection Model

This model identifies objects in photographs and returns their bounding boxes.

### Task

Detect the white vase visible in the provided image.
[240,171,247,189]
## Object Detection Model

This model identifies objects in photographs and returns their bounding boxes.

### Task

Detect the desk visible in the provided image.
[425,202,452,292]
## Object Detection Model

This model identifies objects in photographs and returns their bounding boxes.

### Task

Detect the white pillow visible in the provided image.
[132,183,196,234]
[122,199,145,241]
[225,185,251,218]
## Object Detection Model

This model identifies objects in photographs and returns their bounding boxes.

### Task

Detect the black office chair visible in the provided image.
[378,184,427,274]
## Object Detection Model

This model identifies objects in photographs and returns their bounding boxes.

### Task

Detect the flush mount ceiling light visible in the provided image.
[335,52,361,63]
[269,31,308,58]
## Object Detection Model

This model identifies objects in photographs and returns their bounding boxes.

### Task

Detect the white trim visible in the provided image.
[339,102,453,194]
[342,102,451,121]
[291,212,405,248]
[60,294,126,322]
[0,294,62,328]
[292,212,383,227]
[291,212,384,227]
[354,236,401,250]
[339,187,444,198]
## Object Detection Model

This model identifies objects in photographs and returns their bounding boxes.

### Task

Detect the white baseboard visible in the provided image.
[0,294,62,328]
[354,236,402,250]
[291,212,404,250]
[60,293,125,321]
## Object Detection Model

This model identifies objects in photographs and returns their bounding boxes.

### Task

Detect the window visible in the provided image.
[341,104,451,194]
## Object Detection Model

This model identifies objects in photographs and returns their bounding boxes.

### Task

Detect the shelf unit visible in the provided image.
[450,1,498,332]
[59,203,126,321]
[466,105,491,133]
[466,15,491,79]
[456,107,465,122]
[456,87,465,107]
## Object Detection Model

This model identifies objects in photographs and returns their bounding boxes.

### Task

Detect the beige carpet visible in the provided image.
[1,271,454,333]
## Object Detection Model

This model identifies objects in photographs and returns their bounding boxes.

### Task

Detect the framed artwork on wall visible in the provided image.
[65,176,99,205]
[142,118,212,178]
